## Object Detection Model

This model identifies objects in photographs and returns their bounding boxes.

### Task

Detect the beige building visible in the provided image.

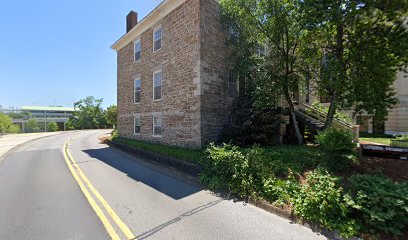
[386,73,408,134]
[112,0,235,148]
[358,73,408,135]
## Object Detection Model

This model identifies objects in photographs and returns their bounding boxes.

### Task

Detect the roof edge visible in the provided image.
[111,0,188,52]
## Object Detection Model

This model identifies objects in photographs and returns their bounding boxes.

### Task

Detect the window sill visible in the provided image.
[153,98,162,102]
[152,135,162,138]
[134,59,141,64]
[134,133,141,136]
[153,48,162,53]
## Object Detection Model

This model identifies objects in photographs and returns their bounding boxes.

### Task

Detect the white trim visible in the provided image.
[111,0,188,51]
[153,25,162,52]
[133,38,141,62]
[134,77,141,104]
[153,69,163,101]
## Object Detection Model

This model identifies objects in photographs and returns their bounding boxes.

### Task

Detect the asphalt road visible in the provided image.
[0,130,326,240]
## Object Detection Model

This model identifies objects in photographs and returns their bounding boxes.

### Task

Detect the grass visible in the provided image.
[112,136,326,174]
[112,137,205,164]
[249,145,324,176]
[359,137,392,145]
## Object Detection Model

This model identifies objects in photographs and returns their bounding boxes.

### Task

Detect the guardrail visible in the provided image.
[298,103,359,141]
[299,103,354,129]
[390,139,408,148]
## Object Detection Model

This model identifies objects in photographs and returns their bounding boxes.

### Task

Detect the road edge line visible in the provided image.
[66,140,137,240]
[63,140,121,240]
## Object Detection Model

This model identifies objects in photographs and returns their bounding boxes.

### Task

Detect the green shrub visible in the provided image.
[47,122,58,132]
[26,118,40,133]
[262,171,299,206]
[293,170,359,238]
[113,137,203,163]
[111,129,119,139]
[316,128,357,171]
[346,174,408,236]
[0,112,20,133]
[201,143,248,194]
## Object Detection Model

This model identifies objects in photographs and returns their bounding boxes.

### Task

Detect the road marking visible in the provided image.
[63,140,121,240]
[63,140,137,240]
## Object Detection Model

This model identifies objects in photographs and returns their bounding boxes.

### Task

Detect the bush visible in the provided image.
[347,174,408,236]
[111,129,119,138]
[47,122,58,132]
[0,112,20,133]
[293,170,359,238]
[26,118,40,132]
[262,171,299,206]
[201,143,248,194]
[316,128,357,171]
[112,137,204,163]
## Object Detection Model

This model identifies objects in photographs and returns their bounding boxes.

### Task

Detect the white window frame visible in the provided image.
[228,69,238,97]
[153,26,162,52]
[134,38,141,62]
[134,117,141,135]
[258,42,268,57]
[152,116,162,137]
[153,69,162,101]
[134,78,141,104]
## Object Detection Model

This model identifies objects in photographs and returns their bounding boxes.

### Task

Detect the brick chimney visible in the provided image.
[126,11,138,33]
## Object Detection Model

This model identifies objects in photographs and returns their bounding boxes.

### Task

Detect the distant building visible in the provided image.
[357,73,408,135]
[7,106,75,132]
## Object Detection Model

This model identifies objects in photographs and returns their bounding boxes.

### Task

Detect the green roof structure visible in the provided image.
[21,106,75,112]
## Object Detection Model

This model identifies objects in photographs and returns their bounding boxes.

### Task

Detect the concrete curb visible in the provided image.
[107,140,202,177]
[107,139,354,240]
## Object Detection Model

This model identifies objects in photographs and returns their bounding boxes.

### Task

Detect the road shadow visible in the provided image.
[82,147,202,200]
[136,198,224,240]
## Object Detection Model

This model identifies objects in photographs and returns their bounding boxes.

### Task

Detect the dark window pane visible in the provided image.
[135,51,141,61]
[154,126,162,135]
[154,86,161,100]
[135,92,141,103]
[154,39,162,51]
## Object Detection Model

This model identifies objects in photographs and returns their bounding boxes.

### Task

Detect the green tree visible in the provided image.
[73,96,106,129]
[220,0,306,144]
[65,118,77,130]
[26,118,40,133]
[104,105,117,127]
[0,112,20,133]
[47,122,59,132]
[300,0,408,128]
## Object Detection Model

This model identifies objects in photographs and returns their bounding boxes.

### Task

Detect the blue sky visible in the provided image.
[0,0,163,109]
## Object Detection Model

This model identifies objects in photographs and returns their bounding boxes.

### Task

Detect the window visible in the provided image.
[153,27,162,51]
[228,69,237,97]
[134,39,141,62]
[153,70,162,100]
[153,117,162,136]
[134,117,141,134]
[134,78,141,103]
[258,43,268,57]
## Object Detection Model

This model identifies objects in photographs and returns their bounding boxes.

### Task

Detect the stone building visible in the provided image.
[111,0,235,148]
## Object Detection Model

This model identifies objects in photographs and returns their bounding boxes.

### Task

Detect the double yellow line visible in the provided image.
[63,140,136,240]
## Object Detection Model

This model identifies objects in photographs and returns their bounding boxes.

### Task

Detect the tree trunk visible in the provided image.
[323,93,337,129]
[284,90,303,145]
[323,18,344,130]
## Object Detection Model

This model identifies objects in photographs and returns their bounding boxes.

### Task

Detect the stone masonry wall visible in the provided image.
[199,0,234,145]
[117,0,202,148]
